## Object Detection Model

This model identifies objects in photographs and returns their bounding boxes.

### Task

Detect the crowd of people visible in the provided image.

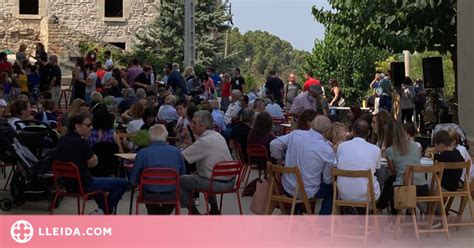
[0,43,471,217]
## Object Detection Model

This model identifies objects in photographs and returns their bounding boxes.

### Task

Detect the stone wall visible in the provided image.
[0,0,160,58]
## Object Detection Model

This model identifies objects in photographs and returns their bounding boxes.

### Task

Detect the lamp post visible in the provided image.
[184,0,195,67]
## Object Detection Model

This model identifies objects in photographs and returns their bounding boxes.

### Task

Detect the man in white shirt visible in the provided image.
[270,115,335,215]
[336,118,381,202]
[181,111,234,215]
[223,90,242,125]
[104,51,113,70]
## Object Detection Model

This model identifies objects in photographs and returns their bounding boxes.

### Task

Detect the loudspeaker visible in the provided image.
[422,57,444,88]
[390,62,405,87]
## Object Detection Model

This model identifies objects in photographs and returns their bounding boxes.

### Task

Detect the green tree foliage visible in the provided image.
[312,0,458,98]
[307,30,390,104]
[134,0,231,70]
[223,28,310,91]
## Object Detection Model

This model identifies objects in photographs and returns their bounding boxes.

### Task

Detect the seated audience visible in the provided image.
[296,109,317,130]
[140,107,157,130]
[8,99,31,129]
[224,89,242,126]
[126,102,145,134]
[55,114,128,214]
[157,95,179,124]
[176,99,193,148]
[34,99,57,128]
[230,108,254,163]
[118,88,137,114]
[248,111,277,168]
[129,124,185,215]
[264,96,284,118]
[433,130,464,191]
[210,100,225,132]
[181,111,234,215]
[377,120,427,214]
[270,115,335,215]
[325,122,348,152]
[336,119,381,203]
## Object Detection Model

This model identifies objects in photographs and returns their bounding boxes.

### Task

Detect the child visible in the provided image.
[433,130,465,191]
[27,64,40,103]
[403,122,422,152]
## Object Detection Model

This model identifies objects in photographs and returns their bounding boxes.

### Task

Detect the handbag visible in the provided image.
[337,97,345,107]
[394,185,417,209]
[249,178,275,215]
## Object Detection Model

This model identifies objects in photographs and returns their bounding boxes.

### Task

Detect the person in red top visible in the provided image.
[303,71,321,92]
[0,52,13,75]
[220,73,232,111]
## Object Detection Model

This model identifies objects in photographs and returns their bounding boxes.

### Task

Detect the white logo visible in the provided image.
[10,220,34,244]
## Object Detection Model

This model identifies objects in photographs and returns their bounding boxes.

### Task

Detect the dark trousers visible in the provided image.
[284,183,333,215]
[415,104,424,129]
[143,191,176,215]
[86,177,129,214]
[377,175,429,215]
[401,108,414,123]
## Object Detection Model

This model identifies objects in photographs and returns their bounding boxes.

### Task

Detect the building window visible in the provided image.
[19,0,39,15]
[109,42,126,50]
[105,0,123,18]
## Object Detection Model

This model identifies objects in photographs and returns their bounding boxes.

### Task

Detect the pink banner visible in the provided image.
[0,216,472,247]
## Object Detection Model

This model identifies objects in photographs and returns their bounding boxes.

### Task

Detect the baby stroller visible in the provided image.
[14,120,59,158]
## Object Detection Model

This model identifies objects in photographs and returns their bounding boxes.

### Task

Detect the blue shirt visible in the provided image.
[157,104,179,123]
[130,141,185,192]
[211,73,221,86]
[168,70,187,95]
[212,109,226,132]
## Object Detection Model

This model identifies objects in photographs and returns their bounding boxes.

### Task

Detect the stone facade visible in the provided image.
[0,0,160,58]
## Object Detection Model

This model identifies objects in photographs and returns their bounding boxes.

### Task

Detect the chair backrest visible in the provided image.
[247,144,269,168]
[331,168,376,203]
[405,164,443,191]
[209,161,243,191]
[435,161,471,189]
[232,139,245,163]
[51,161,85,194]
[138,168,180,198]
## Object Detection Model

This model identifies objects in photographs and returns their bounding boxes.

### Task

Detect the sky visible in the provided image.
[231,0,332,52]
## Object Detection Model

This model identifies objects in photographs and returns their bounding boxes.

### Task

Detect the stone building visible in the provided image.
[0,0,160,58]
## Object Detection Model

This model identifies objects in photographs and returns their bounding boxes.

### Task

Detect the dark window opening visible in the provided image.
[105,0,123,18]
[19,0,39,15]
[109,42,126,50]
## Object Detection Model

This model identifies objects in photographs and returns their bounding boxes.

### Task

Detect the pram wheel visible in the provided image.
[13,198,25,206]
[0,198,12,211]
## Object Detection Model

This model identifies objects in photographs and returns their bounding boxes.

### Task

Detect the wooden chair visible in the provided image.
[394,164,450,241]
[330,168,380,245]
[438,161,474,230]
[265,163,316,215]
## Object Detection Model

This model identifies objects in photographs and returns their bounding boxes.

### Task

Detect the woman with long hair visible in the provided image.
[371,110,392,149]
[72,58,87,100]
[296,109,317,130]
[220,73,232,111]
[328,79,342,107]
[62,98,87,129]
[248,111,277,167]
[376,120,428,214]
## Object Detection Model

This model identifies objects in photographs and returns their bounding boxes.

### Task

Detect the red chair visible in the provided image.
[189,161,243,215]
[245,144,269,188]
[135,168,181,215]
[232,140,248,188]
[50,161,109,215]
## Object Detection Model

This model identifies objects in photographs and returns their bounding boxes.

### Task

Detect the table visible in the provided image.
[115,153,136,215]
[329,107,371,111]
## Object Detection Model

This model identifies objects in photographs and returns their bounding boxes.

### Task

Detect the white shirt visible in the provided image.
[336,137,381,202]
[224,101,241,125]
[126,119,144,134]
[270,129,335,198]
[105,58,114,70]
[457,145,473,181]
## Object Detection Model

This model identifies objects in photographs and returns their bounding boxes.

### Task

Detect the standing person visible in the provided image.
[55,114,128,214]
[284,73,301,109]
[264,71,284,106]
[302,71,321,92]
[104,51,113,70]
[84,51,97,67]
[414,78,426,131]
[377,120,427,214]
[220,73,232,111]
[202,72,215,100]
[290,85,328,127]
[27,64,40,102]
[180,111,234,215]
[33,43,48,63]
[231,67,245,93]
[71,58,86,101]
[126,58,142,89]
[12,63,28,95]
[328,79,342,115]
[377,71,392,113]
[182,66,195,93]
[85,64,97,104]
[16,44,28,64]
[47,55,62,105]
[401,77,416,123]
[0,52,13,75]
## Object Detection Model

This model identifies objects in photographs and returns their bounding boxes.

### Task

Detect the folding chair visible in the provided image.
[265,163,316,215]
[135,168,180,215]
[439,161,474,230]
[394,164,449,240]
[244,144,269,189]
[330,168,380,245]
[190,161,244,215]
[50,161,109,215]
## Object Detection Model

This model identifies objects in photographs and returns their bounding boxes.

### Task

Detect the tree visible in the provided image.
[134,0,231,69]
[307,30,390,104]
[223,28,310,89]
[312,0,457,99]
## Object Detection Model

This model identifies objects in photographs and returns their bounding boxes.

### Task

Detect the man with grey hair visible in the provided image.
[129,124,185,215]
[181,110,233,214]
[210,100,225,132]
[224,89,242,125]
[270,115,335,215]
